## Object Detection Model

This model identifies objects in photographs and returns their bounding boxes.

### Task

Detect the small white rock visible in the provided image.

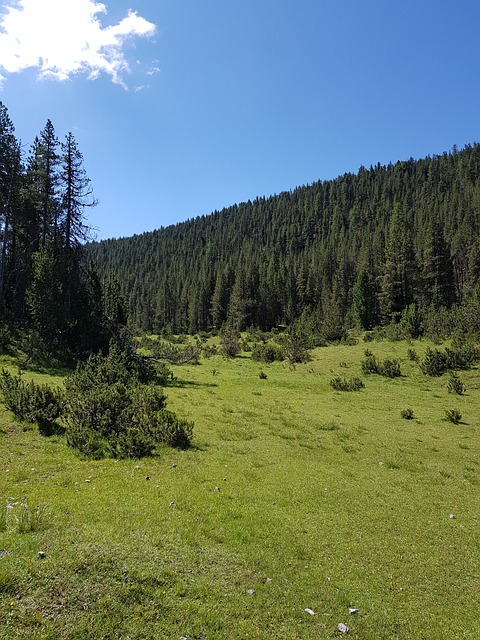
[38,551,46,559]
[214,487,220,492]
[169,501,175,507]
[304,608,315,616]
[349,608,358,615]
[449,513,455,519]
[338,622,349,634]
[247,589,255,595]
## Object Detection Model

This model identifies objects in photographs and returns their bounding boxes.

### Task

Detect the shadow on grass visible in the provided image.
[21,361,73,377]
[38,420,66,437]
[168,378,218,389]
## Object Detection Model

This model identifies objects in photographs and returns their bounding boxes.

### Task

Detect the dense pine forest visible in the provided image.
[87,143,480,338]
[2,92,480,347]
[0,101,124,359]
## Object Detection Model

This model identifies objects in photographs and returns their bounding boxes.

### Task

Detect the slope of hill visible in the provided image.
[86,144,480,334]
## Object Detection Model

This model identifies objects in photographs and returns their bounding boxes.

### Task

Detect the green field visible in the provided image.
[0,339,479,639]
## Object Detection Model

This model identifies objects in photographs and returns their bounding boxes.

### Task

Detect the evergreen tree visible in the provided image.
[352,269,376,329]
[0,103,21,313]
[61,132,96,250]
[26,247,65,344]
[381,203,416,321]
[422,219,455,308]
[27,121,61,247]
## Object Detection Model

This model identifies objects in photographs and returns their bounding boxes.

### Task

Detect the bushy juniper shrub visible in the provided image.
[420,347,448,376]
[240,338,251,352]
[445,408,462,424]
[151,339,201,365]
[407,347,419,362]
[278,324,312,364]
[0,369,64,427]
[401,407,415,420]
[361,350,380,374]
[361,351,401,377]
[329,376,365,391]
[64,343,193,459]
[202,343,218,358]
[421,344,479,376]
[399,303,424,339]
[381,358,402,378]
[220,326,241,358]
[447,372,465,395]
[251,342,284,363]
[259,370,268,380]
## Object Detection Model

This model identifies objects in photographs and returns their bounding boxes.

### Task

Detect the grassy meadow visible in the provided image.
[0,338,479,639]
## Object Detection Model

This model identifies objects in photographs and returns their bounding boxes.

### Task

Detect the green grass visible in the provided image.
[0,339,479,638]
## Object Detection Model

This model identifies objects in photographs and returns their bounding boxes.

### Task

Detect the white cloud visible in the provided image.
[0,0,156,88]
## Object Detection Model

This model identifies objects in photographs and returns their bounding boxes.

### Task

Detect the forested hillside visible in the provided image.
[87,144,480,336]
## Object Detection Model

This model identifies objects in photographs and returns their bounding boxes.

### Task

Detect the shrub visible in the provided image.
[380,358,401,378]
[407,348,418,362]
[151,339,201,365]
[399,303,424,339]
[0,369,64,427]
[445,408,462,424]
[259,370,268,380]
[220,326,240,358]
[401,407,414,420]
[420,347,448,376]
[64,345,192,458]
[361,351,401,377]
[330,376,365,391]
[361,350,379,374]
[202,344,218,358]
[447,373,465,395]
[421,344,479,376]
[278,323,312,364]
[146,409,194,449]
[251,342,284,363]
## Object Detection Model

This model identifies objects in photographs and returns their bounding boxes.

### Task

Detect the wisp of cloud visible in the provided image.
[0,0,156,88]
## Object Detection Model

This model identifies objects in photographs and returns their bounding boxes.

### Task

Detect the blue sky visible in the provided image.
[1,0,479,240]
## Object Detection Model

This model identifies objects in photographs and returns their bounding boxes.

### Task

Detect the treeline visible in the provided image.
[87,143,480,338]
[0,101,124,358]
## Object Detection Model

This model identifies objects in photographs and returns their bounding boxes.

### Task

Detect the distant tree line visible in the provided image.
[0,101,124,358]
[86,143,480,339]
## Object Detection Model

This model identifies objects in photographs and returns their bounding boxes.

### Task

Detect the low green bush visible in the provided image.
[330,376,365,391]
[361,351,401,377]
[251,342,284,363]
[220,327,241,358]
[361,349,379,374]
[64,343,193,459]
[447,372,465,395]
[381,358,401,378]
[407,347,418,362]
[421,344,479,376]
[445,408,462,424]
[401,407,414,420]
[0,369,64,427]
